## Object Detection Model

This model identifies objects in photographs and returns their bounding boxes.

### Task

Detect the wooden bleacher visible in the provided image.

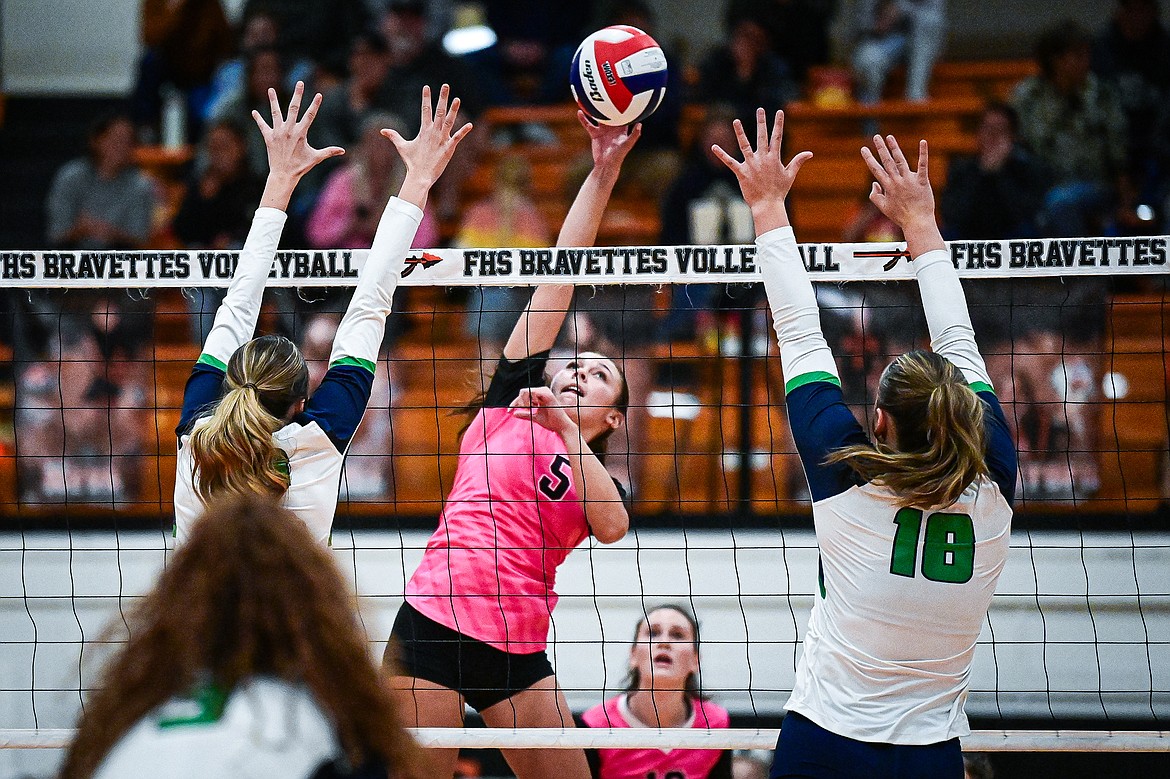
[1095,294,1170,511]
[65,59,1166,518]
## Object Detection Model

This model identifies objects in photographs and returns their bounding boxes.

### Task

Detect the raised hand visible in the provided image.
[252,81,344,182]
[382,84,474,208]
[579,111,641,174]
[860,135,944,255]
[509,386,577,438]
[712,108,812,234]
[860,135,936,230]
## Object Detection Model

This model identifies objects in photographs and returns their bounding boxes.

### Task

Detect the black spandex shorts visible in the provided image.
[386,601,555,712]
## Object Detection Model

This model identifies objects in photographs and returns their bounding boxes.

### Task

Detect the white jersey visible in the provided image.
[92,677,341,779]
[175,417,348,544]
[788,477,1012,743]
[173,199,422,544]
[757,227,1018,745]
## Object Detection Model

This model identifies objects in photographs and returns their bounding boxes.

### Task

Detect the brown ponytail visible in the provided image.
[190,335,309,503]
[825,350,988,509]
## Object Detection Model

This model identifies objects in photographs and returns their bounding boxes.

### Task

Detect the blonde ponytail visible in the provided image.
[825,350,988,509]
[190,335,308,503]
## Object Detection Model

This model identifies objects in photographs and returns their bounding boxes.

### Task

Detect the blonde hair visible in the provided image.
[826,350,988,509]
[190,335,309,503]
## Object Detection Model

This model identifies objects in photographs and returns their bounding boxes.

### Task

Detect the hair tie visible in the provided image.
[242,382,259,392]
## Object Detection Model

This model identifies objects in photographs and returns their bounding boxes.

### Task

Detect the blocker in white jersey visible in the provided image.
[173,83,472,544]
[712,113,1017,779]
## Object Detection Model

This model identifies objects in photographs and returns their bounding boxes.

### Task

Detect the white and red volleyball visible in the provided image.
[570,26,668,126]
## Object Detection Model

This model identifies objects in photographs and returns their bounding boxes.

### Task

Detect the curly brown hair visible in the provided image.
[61,494,427,779]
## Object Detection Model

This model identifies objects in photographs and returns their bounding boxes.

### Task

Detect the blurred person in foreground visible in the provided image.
[60,493,427,779]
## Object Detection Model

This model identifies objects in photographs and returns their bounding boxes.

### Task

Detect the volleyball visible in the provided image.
[569,25,668,126]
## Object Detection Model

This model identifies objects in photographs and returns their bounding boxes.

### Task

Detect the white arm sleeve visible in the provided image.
[912,248,993,389]
[200,207,287,367]
[328,196,423,368]
[757,226,840,389]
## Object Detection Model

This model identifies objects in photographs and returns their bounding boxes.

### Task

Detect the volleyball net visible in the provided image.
[0,238,1168,766]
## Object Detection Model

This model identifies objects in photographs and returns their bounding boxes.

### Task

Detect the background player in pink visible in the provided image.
[581,605,731,779]
[387,113,640,779]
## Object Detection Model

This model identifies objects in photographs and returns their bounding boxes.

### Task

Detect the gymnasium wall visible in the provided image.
[1,527,1167,777]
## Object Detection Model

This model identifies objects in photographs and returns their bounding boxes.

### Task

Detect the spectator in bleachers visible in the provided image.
[132,0,233,142]
[241,0,371,82]
[173,118,266,342]
[695,18,798,123]
[725,0,838,82]
[379,0,485,220]
[1092,0,1170,182]
[307,112,440,250]
[939,102,1049,240]
[850,0,946,104]
[16,294,151,504]
[659,105,755,343]
[45,113,159,250]
[305,31,394,203]
[459,153,551,354]
[480,0,596,103]
[1012,20,1128,237]
[203,6,314,127]
[173,119,265,250]
[207,46,289,177]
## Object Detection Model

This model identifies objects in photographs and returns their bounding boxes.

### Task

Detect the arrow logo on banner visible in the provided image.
[854,249,912,271]
[402,252,444,277]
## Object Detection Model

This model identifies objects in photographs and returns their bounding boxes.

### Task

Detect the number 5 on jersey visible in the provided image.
[538,454,572,500]
[890,508,975,584]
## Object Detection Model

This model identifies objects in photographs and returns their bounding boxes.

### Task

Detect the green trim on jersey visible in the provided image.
[157,682,228,729]
[196,353,228,371]
[785,371,842,395]
[329,355,377,375]
[969,380,995,396]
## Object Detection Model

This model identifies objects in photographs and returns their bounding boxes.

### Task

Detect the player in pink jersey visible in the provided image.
[581,605,732,779]
[386,112,641,779]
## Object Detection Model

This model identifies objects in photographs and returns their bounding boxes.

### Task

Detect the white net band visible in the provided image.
[4,728,1170,752]
[3,236,1168,288]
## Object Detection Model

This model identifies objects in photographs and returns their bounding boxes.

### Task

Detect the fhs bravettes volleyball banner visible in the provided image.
[4,236,1168,288]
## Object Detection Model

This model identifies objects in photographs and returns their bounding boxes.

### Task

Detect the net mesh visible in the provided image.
[0,250,1168,771]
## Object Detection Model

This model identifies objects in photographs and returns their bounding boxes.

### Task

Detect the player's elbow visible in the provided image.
[590,508,629,544]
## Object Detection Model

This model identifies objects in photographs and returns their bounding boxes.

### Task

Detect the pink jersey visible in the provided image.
[405,406,590,652]
[582,694,730,779]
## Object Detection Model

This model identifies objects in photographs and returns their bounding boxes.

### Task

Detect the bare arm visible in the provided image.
[509,386,628,543]
[502,114,641,361]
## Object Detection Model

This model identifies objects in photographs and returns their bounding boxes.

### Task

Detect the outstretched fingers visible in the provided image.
[297,91,325,130]
[267,88,283,127]
[770,110,785,151]
[710,143,741,172]
[861,145,892,191]
[916,139,930,183]
[420,84,433,127]
[732,118,753,158]
[755,107,768,154]
[285,81,304,124]
[433,83,450,127]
